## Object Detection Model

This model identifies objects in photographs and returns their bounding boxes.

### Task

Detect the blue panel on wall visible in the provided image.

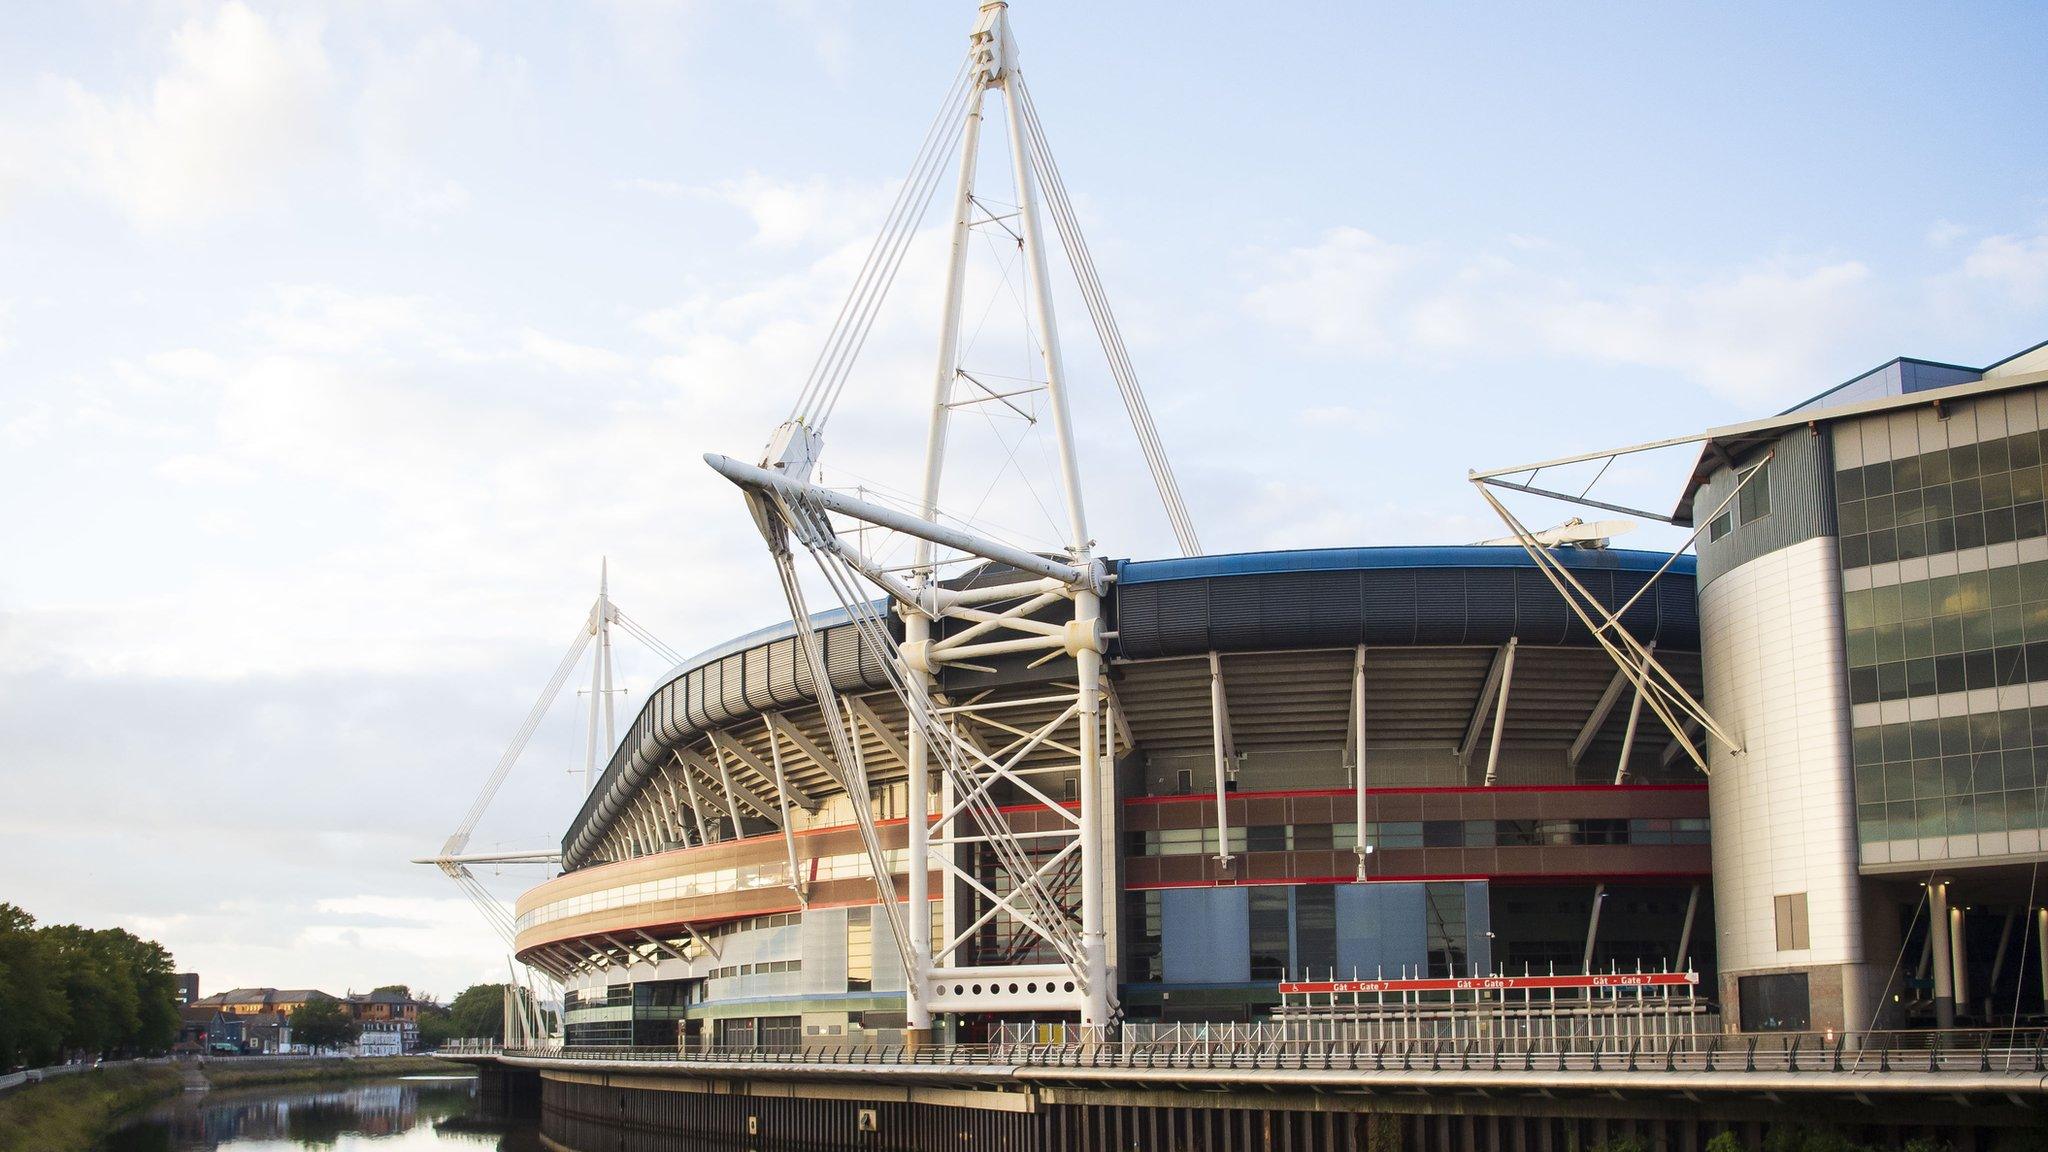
[1161,888,1250,984]
[1335,883,1428,979]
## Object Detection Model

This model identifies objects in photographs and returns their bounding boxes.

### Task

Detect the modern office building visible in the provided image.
[1680,338,2048,1033]
[508,338,2048,1046]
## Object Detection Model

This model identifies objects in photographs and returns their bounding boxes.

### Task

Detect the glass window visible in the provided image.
[1291,823,1334,851]
[1295,887,1337,979]
[846,907,872,991]
[1245,825,1288,853]
[1247,888,1290,980]
[1739,461,1771,524]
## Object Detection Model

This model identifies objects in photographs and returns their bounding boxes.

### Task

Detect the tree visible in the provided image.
[290,998,359,1053]
[0,905,69,1068]
[369,984,411,1000]
[0,906,176,1066]
[424,984,506,1045]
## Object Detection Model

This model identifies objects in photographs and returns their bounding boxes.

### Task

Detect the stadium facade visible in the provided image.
[507,335,2048,1048]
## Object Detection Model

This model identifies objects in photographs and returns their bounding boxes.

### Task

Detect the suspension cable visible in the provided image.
[1013,75,1202,556]
[793,59,978,431]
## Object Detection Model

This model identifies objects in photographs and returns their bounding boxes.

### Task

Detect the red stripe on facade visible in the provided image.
[1122,783,1705,806]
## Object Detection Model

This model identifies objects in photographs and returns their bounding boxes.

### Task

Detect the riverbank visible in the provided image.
[0,1056,461,1152]
[202,1054,451,1089]
[0,1065,181,1152]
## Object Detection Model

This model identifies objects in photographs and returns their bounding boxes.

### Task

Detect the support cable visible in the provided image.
[1014,77,1201,555]
[796,61,979,431]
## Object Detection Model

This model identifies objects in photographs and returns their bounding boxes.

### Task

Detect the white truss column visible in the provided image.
[903,612,935,1038]
[1073,588,1110,1028]
[998,42,1087,553]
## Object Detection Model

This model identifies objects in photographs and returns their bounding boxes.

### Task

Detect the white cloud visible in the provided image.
[1242,228,1426,355]
[1534,260,1876,405]
[621,171,899,248]
[1959,229,2048,309]
[1242,229,1880,405]
[519,330,633,376]
[32,3,336,227]
[156,453,256,485]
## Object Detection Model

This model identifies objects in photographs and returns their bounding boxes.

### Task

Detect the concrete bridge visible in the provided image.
[441,1032,2048,1152]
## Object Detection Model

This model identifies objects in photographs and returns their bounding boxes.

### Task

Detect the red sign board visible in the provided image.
[1278,972,1697,996]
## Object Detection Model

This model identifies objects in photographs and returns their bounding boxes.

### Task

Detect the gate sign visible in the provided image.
[1278,972,1698,996]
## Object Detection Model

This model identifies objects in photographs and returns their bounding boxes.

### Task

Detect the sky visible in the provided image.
[1,0,2044,1002]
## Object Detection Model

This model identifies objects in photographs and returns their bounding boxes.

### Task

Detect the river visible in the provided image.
[95,1074,544,1152]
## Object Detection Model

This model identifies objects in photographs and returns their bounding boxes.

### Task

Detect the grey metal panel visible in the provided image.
[1694,426,1835,590]
[799,908,848,996]
[1336,882,1428,978]
[562,616,894,871]
[1161,888,1249,984]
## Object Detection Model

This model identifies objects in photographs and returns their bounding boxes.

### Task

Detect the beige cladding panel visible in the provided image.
[1700,536,1865,984]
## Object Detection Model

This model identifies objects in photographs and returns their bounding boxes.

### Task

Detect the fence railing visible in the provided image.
[494,1028,2048,1076]
[0,1056,170,1097]
[435,1039,505,1057]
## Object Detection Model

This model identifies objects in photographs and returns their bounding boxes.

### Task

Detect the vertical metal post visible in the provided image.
[1613,642,1653,785]
[585,596,604,795]
[1675,884,1700,969]
[1351,645,1369,880]
[1484,638,1518,787]
[676,755,711,845]
[905,38,989,1042]
[903,618,934,1039]
[2037,907,2048,1009]
[1075,589,1110,1027]
[998,57,1088,552]
[1951,904,1971,1014]
[1582,884,1606,975]
[709,740,748,840]
[1987,909,2017,1020]
[600,561,616,763]
[762,719,806,906]
[1930,879,1955,1029]
[1209,651,1234,866]
[913,84,987,549]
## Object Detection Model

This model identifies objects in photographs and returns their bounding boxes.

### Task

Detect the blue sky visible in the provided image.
[1,1,2044,999]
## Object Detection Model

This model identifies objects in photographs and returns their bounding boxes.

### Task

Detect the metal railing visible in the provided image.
[435,1039,505,1057]
[494,1028,2048,1076]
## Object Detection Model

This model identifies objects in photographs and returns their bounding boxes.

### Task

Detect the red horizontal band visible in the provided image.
[1124,783,1705,806]
[1279,972,1697,995]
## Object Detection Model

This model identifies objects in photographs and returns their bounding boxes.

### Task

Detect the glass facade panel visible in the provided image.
[1837,409,2048,855]
[1837,427,2048,575]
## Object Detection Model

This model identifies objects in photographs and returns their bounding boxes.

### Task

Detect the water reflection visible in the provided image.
[98,1075,544,1152]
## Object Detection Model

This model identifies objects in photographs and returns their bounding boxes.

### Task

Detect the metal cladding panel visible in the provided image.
[562,609,898,871]
[1694,425,1834,590]
[1113,549,1700,660]
[1513,568,1571,643]
[1360,568,1421,644]
[1161,887,1250,984]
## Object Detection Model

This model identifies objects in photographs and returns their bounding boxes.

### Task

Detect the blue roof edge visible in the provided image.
[1115,545,1695,586]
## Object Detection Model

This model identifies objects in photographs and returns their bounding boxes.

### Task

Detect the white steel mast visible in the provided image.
[711,1,1193,1039]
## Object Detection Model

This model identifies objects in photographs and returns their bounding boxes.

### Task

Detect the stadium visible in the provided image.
[505,336,2048,1053]
[514,545,1712,1047]
[459,4,2048,1058]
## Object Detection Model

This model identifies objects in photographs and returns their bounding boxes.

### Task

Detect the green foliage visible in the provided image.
[443,983,508,1044]
[1705,1133,1747,1152]
[0,903,176,1067]
[369,984,411,999]
[289,997,359,1052]
[1592,1137,1649,1152]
